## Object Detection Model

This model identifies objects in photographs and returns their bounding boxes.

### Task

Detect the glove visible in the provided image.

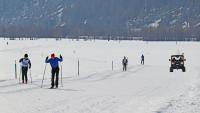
[46,56,48,60]
[60,54,62,59]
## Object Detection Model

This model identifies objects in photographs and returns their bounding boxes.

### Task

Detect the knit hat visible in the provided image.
[24,54,28,58]
[51,53,55,58]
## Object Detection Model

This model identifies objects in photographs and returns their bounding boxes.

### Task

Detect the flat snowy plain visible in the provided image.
[0,39,200,113]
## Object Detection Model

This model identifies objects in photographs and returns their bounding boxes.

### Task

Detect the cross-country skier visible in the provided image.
[19,54,31,84]
[122,56,128,71]
[141,54,144,65]
[45,53,63,89]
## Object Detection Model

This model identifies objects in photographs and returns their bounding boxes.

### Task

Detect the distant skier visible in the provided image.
[141,54,144,65]
[19,54,31,84]
[122,56,128,71]
[45,53,63,89]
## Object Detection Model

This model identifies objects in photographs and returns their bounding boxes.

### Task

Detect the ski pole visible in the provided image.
[29,68,32,83]
[41,63,47,88]
[60,62,63,87]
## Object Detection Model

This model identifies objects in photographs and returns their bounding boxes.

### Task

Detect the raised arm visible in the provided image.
[58,55,63,62]
[19,58,23,63]
[45,56,50,63]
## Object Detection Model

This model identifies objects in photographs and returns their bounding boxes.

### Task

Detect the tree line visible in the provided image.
[0,25,200,41]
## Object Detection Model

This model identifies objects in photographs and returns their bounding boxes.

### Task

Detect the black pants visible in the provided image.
[51,67,59,87]
[123,64,127,71]
[22,67,28,83]
[141,60,144,65]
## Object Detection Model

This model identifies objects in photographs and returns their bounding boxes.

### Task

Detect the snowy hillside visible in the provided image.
[1,0,200,38]
[0,39,200,113]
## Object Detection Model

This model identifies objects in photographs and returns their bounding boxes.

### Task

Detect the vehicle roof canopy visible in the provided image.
[171,55,184,57]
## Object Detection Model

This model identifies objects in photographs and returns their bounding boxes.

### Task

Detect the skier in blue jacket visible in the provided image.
[45,53,63,88]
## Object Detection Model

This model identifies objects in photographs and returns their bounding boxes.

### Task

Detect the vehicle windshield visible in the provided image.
[171,56,184,61]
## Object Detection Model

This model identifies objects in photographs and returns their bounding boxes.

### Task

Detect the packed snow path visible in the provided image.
[0,39,199,113]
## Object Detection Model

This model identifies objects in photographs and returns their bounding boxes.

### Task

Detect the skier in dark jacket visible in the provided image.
[122,56,128,71]
[141,54,144,65]
[45,53,63,88]
[19,54,31,84]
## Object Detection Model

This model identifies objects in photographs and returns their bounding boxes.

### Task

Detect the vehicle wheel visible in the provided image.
[170,68,173,72]
[182,67,186,72]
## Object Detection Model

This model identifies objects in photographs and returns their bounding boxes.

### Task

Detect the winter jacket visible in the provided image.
[141,55,144,60]
[19,58,31,68]
[122,58,128,65]
[45,57,63,69]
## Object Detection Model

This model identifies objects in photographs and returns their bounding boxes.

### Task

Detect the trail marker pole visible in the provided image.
[78,59,80,76]
[112,60,114,71]
[15,60,17,79]
[19,66,21,84]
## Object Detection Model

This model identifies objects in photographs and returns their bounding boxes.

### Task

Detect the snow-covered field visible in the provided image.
[0,39,200,113]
